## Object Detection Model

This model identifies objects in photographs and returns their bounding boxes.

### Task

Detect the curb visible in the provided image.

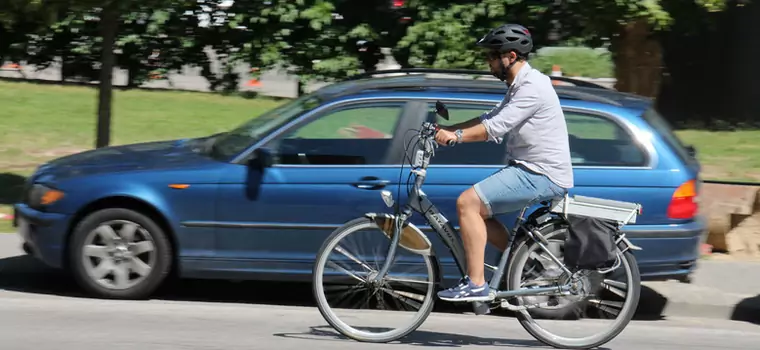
[639,281,760,323]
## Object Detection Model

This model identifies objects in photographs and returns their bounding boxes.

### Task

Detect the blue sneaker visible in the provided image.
[437,276,492,302]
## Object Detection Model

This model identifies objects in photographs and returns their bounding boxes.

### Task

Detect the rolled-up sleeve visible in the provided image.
[479,81,541,143]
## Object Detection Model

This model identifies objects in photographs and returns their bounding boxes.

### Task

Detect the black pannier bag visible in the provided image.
[563,214,619,270]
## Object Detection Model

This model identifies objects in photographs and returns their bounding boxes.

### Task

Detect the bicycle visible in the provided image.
[312,111,643,349]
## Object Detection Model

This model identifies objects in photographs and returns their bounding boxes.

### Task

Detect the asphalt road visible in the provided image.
[1,234,759,350]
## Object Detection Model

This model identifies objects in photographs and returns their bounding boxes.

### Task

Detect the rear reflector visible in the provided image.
[667,179,698,219]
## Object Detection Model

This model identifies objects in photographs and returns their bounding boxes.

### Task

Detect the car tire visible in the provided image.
[68,208,172,300]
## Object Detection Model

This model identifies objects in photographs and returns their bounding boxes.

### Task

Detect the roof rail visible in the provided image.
[320,75,622,107]
[347,68,611,90]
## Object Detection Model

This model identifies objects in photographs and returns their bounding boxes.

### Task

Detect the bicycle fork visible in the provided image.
[371,211,408,284]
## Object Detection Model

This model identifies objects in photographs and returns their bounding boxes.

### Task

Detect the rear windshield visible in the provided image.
[641,108,696,165]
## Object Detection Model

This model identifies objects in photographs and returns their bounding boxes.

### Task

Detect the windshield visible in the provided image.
[208,94,322,160]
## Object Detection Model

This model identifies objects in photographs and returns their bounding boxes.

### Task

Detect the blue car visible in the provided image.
[13,69,705,299]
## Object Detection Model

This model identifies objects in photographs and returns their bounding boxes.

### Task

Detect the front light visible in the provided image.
[28,184,65,207]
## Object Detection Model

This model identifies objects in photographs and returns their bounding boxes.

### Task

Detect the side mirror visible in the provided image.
[435,100,449,120]
[249,147,275,169]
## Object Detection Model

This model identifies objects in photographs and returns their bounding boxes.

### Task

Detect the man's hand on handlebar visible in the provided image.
[434,128,457,146]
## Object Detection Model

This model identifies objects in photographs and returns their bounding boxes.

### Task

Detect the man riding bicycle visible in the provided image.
[434,23,575,302]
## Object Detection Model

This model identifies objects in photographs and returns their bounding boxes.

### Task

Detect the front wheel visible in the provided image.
[507,221,641,349]
[312,217,437,343]
[68,208,173,299]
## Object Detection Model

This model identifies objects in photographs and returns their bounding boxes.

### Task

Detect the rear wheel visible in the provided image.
[312,217,437,343]
[507,221,640,349]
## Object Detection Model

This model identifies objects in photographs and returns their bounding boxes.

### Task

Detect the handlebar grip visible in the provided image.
[446,140,456,146]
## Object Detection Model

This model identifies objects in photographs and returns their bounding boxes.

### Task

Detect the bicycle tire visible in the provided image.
[506,220,641,349]
[312,217,437,343]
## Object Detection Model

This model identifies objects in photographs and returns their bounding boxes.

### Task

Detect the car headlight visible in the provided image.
[27,184,65,208]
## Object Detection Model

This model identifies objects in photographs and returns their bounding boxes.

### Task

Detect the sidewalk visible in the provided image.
[639,258,760,323]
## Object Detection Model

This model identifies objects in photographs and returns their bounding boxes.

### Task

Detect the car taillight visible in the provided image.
[667,179,698,219]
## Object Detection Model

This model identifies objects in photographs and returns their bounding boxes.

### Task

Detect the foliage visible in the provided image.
[529,48,614,78]
[0,0,746,87]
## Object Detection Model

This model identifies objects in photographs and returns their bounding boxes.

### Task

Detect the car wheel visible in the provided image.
[69,208,172,299]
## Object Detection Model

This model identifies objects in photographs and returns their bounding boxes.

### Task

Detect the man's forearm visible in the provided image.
[443,117,482,131]
[459,123,488,142]
[441,116,489,143]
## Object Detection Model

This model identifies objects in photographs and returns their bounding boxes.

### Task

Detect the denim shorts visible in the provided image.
[473,163,567,217]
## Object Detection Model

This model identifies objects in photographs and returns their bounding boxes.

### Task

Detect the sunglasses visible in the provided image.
[486,51,502,60]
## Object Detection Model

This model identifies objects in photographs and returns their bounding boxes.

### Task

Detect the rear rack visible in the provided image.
[348,68,611,90]
[550,194,642,224]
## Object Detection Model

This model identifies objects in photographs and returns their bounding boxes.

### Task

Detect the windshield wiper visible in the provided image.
[191,132,226,156]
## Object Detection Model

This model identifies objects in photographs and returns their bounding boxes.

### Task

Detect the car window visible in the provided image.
[429,102,508,166]
[641,107,697,166]
[266,102,405,165]
[565,111,648,167]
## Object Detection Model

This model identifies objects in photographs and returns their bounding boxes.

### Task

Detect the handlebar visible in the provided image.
[430,123,456,146]
[407,121,457,192]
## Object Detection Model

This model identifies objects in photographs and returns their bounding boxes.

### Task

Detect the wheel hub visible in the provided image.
[568,271,592,297]
[109,244,132,263]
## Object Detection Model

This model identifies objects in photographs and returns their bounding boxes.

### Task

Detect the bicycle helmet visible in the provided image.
[476,24,533,82]
[476,23,533,55]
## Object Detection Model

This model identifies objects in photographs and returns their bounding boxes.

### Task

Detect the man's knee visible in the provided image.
[457,187,490,218]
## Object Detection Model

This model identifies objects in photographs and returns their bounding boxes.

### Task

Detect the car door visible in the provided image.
[395,100,511,283]
[212,98,419,277]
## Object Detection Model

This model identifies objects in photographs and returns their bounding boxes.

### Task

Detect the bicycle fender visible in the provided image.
[364,212,435,257]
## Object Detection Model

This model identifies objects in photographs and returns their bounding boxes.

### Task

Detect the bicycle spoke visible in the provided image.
[335,245,375,273]
[381,287,424,310]
[326,261,366,283]
[587,298,623,317]
[384,276,431,288]
[325,284,364,306]
[601,279,627,299]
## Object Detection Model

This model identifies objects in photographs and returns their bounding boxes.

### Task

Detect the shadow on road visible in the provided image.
[732,294,760,324]
[0,253,705,324]
[0,173,26,205]
[0,254,475,314]
[272,325,571,349]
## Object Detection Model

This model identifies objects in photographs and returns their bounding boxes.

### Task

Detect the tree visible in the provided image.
[221,0,743,99]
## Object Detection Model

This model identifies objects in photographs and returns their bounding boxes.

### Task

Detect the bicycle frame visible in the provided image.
[369,125,575,307]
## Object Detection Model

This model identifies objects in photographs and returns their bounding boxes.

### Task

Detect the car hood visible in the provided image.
[35,139,214,180]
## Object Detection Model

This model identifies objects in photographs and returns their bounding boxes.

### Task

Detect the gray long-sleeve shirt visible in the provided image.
[478,62,574,189]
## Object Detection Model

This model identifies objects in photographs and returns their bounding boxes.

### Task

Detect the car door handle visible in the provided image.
[352,176,390,190]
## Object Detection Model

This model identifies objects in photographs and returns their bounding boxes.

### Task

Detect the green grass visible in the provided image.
[530,47,614,78]
[676,130,760,182]
[1,79,759,231]
[0,80,286,232]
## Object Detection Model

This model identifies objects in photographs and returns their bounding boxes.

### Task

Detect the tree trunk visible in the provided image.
[612,19,663,98]
[95,2,119,149]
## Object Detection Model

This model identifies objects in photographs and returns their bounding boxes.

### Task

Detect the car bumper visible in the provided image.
[13,203,72,269]
[623,216,707,281]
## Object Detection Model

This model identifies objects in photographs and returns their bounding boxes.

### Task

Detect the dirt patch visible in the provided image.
[700,183,760,256]
[700,164,760,182]
[725,212,760,257]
